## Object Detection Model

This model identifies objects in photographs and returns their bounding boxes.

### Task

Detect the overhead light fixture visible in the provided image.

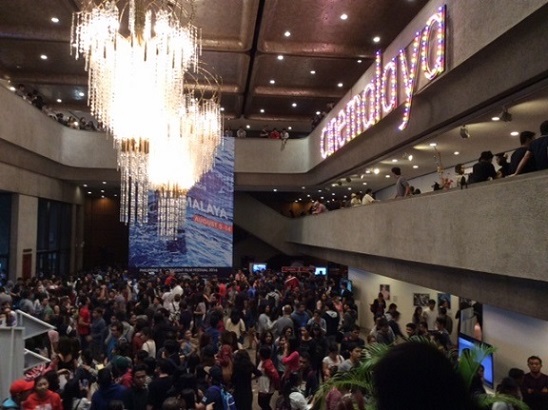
[392,159,398,163]
[51,17,60,23]
[292,102,297,107]
[362,182,367,185]
[56,98,62,103]
[340,13,348,20]
[373,36,381,43]
[246,125,250,129]
[408,154,413,161]
[385,175,390,178]
[277,55,284,60]
[9,86,15,91]
[83,184,88,187]
[373,168,380,175]
[72,0,221,238]
[491,116,500,121]
[460,125,471,139]
[454,151,460,155]
[310,70,316,75]
[40,54,48,60]
[499,106,512,122]
[78,91,85,97]
[260,109,265,113]
[269,79,276,84]
[273,188,277,192]
[365,169,371,174]
[347,187,352,191]
[284,31,291,37]
[510,131,519,136]
[87,191,92,194]
[337,82,343,87]
[413,165,419,169]
[288,126,292,130]
[357,59,362,63]
[301,186,306,189]
[429,142,437,147]
[102,181,107,184]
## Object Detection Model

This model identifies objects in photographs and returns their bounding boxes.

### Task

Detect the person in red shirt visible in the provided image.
[22,375,62,410]
[78,297,91,349]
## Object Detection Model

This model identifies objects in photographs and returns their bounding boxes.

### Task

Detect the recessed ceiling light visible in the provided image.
[373,36,381,43]
[357,59,362,63]
[413,165,419,169]
[294,200,298,203]
[101,195,105,199]
[310,70,316,75]
[101,189,105,193]
[260,109,265,113]
[408,154,413,161]
[102,181,107,184]
[320,197,324,200]
[332,193,335,196]
[318,189,322,192]
[373,168,380,175]
[9,86,15,91]
[269,79,275,84]
[385,175,391,178]
[346,187,350,191]
[78,91,85,97]
[220,107,225,111]
[288,126,292,130]
[273,188,277,192]
[392,159,398,163]
[316,111,321,115]
[277,55,284,60]
[301,186,306,189]
[337,82,343,87]
[307,194,311,197]
[492,116,500,121]
[510,131,519,136]
[114,194,118,197]
[51,17,60,23]
[284,31,291,37]
[246,125,250,129]
[298,198,302,201]
[292,102,297,107]
[343,195,347,199]
[56,98,62,103]
[40,54,48,60]
[362,182,367,185]
[87,191,92,194]
[454,151,460,155]
[429,142,437,147]
[365,170,371,174]
[83,184,88,187]
[340,13,348,20]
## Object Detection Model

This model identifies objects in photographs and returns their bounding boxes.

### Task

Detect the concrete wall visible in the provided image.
[287,172,548,282]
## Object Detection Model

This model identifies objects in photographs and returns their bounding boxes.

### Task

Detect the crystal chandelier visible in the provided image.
[71,0,223,237]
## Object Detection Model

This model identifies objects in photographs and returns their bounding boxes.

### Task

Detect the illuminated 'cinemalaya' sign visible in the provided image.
[320,5,446,159]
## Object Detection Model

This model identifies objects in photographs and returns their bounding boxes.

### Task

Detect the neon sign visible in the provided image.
[320,5,446,159]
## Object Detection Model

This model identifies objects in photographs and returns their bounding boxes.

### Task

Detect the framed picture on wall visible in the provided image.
[380,284,390,300]
[413,293,430,307]
[438,292,451,310]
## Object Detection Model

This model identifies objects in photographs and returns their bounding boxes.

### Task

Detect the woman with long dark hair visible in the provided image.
[231,350,261,410]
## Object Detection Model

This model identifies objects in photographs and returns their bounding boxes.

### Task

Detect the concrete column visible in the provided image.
[9,194,38,280]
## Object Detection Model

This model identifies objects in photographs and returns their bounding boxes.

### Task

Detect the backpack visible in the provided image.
[212,385,236,410]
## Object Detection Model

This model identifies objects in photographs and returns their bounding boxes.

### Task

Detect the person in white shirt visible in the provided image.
[140,327,156,359]
[362,188,376,204]
[422,299,438,331]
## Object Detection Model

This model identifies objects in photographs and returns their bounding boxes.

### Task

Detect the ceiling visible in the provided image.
[0,0,547,203]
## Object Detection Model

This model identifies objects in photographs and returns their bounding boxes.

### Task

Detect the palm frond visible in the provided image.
[474,393,531,410]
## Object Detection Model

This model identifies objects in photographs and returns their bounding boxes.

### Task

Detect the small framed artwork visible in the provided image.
[380,284,390,301]
[438,293,451,310]
[413,293,430,307]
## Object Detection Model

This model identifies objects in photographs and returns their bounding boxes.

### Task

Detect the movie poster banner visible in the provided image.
[129,137,234,273]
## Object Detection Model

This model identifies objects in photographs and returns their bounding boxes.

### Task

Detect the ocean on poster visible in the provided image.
[129,137,234,268]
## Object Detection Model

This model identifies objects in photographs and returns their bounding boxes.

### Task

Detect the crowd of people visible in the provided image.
[12,84,103,132]
[0,268,547,410]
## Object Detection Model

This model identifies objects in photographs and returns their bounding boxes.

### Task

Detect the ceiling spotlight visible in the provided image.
[392,159,398,163]
[56,98,62,103]
[460,125,471,139]
[100,190,105,193]
[318,189,322,192]
[373,36,381,43]
[310,70,316,75]
[284,31,291,37]
[246,125,250,129]
[429,142,437,147]
[269,79,275,84]
[332,193,335,196]
[362,182,367,185]
[292,102,297,107]
[510,131,519,136]
[277,55,284,60]
[40,54,48,60]
[373,168,380,175]
[491,116,500,121]
[51,17,60,23]
[413,165,419,169]
[83,184,88,187]
[288,126,292,130]
[454,151,460,155]
[340,13,348,20]
[365,169,371,174]
[499,106,512,122]
[408,154,413,161]
[102,181,107,184]
[78,91,85,97]
[301,186,306,189]
[347,187,352,191]
[260,109,265,113]
[87,191,92,194]
[316,111,321,115]
[273,188,277,192]
[385,175,390,178]
[337,82,343,87]
[9,86,15,91]
[357,59,362,63]
[307,194,311,197]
